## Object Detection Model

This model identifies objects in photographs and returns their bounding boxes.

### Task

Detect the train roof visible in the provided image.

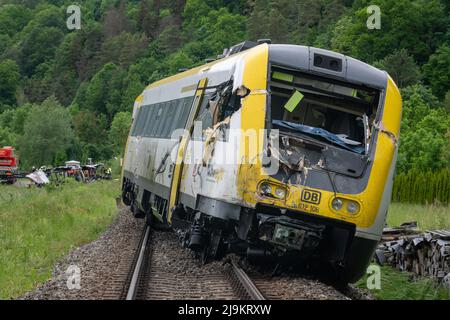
[139,42,389,108]
[268,44,388,90]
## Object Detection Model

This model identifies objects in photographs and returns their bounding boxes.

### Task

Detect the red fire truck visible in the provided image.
[0,146,19,184]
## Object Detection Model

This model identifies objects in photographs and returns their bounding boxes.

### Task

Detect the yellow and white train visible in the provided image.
[121,41,402,283]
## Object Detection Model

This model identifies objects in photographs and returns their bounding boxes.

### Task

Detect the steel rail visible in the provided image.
[126,225,150,300]
[230,261,265,300]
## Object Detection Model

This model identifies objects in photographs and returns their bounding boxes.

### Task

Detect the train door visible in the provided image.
[167,78,208,224]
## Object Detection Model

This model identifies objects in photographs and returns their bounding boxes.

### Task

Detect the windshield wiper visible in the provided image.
[273,120,365,154]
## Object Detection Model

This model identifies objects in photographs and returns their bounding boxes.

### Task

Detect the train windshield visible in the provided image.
[269,66,381,155]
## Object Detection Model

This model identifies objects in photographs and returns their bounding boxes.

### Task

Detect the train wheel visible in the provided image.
[122,188,132,206]
[131,200,145,219]
[145,209,154,226]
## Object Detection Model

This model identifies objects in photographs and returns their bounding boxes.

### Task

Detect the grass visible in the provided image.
[356,265,450,300]
[0,179,120,299]
[355,202,450,300]
[0,179,448,300]
[387,202,450,230]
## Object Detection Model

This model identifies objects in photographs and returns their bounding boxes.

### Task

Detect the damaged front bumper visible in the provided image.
[247,205,356,264]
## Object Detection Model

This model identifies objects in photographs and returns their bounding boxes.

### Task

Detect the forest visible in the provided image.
[0,0,448,202]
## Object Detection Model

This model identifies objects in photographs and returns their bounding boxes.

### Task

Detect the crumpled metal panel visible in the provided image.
[26,170,50,185]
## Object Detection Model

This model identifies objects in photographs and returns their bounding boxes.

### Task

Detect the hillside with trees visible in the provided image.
[0,0,448,202]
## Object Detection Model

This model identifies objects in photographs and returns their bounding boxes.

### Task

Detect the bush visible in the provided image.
[392,169,450,205]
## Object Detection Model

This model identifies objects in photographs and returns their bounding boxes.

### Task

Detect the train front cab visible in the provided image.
[235,45,402,283]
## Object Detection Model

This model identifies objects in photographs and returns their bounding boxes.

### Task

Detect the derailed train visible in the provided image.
[121,41,402,283]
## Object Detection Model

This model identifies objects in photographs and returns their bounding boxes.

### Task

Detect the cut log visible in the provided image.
[378,227,450,284]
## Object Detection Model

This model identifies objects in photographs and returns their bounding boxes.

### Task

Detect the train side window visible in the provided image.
[179,96,194,129]
[193,94,213,140]
[146,104,157,137]
[130,108,140,136]
[142,105,155,137]
[161,100,175,138]
[155,103,167,138]
[169,98,189,138]
[134,106,147,136]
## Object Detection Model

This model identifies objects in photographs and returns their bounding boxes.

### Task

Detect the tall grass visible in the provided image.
[392,169,450,205]
[0,180,120,299]
[387,202,450,230]
[356,265,450,300]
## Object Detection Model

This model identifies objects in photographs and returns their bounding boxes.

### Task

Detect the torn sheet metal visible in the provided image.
[26,170,50,185]
[373,121,397,145]
[202,117,230,166]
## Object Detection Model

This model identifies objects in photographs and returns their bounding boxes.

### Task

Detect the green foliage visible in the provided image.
[82,63,126,118]
[397,85,450,172]
[109,111,131,155]
[0,126,15,146]
[16,5,67,76]
[0,4,32,37]
[392,170,450,205]
[247,0,347,46]
[387,202,449,230]
[18,96,74,169]
[0,0,448,203]
[330,0,447,64]
[0,59,20,108]
[397,85,449,173]
[356,265,449,300]
[373,49,421,88]
[423,45,450,99]
[0,180,119,299]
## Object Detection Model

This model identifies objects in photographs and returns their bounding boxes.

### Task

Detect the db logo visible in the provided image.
[301,189,321,204]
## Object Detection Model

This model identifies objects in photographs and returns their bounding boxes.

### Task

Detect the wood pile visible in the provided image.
[376,222,450,286]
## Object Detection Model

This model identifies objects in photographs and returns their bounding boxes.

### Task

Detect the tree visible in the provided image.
[18,96,74,169]
[100,32,149,68]
[138,0,160,39]
[0,103,32,135]
[396,85,450,173]
[83,63,126,119]
[444,91,450,113]
[423,45,450,99]
[109,111,132,155]
[330,0,447,64]
[0,59,20,108]
[373,49,421,88]
[73,110,108,145]
[16,5,66,76]
[247,0,290,44]
[0,126,15,147]
[0,4,31,36]
[102,0,129,38]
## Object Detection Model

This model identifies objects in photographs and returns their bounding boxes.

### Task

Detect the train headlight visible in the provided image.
[331,198,343,211]
[347,201,360,214]
[259,183,273,196]
[259,182,287,199]
[274,188,286,199]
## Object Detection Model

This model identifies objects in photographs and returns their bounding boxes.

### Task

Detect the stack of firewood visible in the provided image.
[376,222,450,284]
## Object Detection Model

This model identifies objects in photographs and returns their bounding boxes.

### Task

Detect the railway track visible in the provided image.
[121,225,266,300]
[102,224,353,300]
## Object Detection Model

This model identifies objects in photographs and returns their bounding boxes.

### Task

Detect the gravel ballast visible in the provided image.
[20,207,371,300]
[21,207,144,300]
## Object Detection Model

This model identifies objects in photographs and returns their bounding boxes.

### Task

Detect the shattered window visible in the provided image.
[269,66,380,154]
[192,82,240,141]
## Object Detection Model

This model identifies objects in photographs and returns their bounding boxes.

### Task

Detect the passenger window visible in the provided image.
[144,105,156,137]
[160,101,174,138]
[153,104,165,137]
[193,94,213,140]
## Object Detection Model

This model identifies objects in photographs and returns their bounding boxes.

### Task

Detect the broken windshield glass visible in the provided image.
[269,66,380,156]
[273,120,365,154]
